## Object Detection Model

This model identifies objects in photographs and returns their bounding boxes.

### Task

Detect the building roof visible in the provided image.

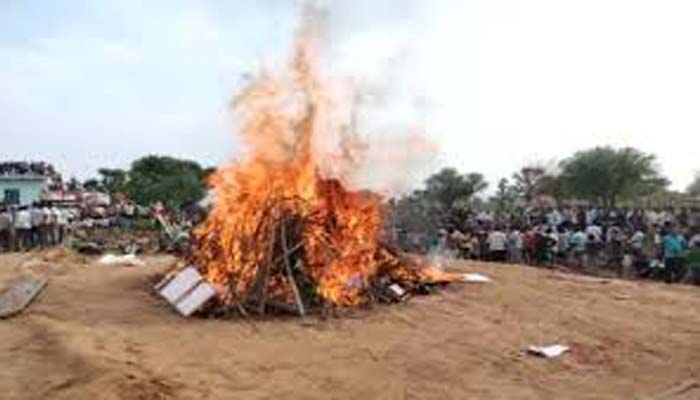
[0,174,49,182]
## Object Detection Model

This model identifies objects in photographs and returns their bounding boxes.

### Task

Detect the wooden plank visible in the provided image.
[157,266,202,304]
[281,221,306,317]
[0,277,48,318]
[175,282,217,317]
[156,267,218,317]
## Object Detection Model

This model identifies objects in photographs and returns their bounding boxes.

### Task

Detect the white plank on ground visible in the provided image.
[176,282,217,317]
[158,267,202,304]
[156,266,218,317]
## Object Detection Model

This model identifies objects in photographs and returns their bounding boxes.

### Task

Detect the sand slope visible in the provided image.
[1,251,699,400]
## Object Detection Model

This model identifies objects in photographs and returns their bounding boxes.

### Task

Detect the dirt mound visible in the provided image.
[1,253,699,399]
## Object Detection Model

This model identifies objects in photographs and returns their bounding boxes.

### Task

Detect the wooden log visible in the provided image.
[257,221,278,315]
[235,302,249,318]
[271,241,304,267]
[281,220,306,317]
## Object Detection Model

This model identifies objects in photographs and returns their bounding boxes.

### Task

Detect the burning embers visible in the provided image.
[186,30,456,317]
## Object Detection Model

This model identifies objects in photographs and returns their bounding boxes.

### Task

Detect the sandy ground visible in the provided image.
[1,250,699,400]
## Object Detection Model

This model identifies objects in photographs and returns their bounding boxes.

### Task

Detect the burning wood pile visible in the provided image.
[165,18,461,318]
[192,191,456,317]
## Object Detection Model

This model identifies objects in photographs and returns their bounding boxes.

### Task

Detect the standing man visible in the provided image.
[547,207,563,229]
[686,234,700,284]
[508,227,524,263]
[56,207,68,244]
[30,204,44,248]
[662,225,687,283]
[629,227,646,257]
[586,207,598,226]
[570,227,588,269]
[556,226,571,266]
[14,206,32,251]
[487,226,508,262]
[7,206,17,251]
[0,207,10,252]
[47,206,60,246]
[585,220,603,266]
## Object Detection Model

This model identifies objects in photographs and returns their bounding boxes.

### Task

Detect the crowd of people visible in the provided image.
[0,203,75,252]
[4,192,700,286]
[0,161,58,178]
[408,206,700,285]
[0,200,186,254]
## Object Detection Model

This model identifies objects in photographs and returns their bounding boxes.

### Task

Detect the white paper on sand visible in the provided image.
[459,273,492,283]
[99,254,145,267]
[527,344,570,359]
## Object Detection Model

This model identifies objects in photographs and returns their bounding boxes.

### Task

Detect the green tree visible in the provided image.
[390,191,440,235]
[537,174,566,203]
[66,177,83,191]
[125,155,207,210]
[82,179,101,191]
[559,146,668,208]
[511,164,566,204]
[391,168,488,235]
[687,173,700,197]
[424,168,488,210]
[97,168,128,194]
[491,178,517,218]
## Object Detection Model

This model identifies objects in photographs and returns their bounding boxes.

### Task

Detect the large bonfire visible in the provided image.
[191,16,456,316]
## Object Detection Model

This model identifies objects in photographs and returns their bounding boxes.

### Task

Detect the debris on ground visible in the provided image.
[527,344,571,359]
[73,241,105,255]
[99,254,145,267]
[459,273,492,283]
[0,276,48,318]
[70,227,160,255]
[155,213,191,255]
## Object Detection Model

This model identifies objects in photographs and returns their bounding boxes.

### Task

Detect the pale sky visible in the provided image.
[2,0,699,191]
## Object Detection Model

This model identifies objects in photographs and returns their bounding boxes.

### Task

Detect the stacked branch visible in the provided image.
[195,196,444,319]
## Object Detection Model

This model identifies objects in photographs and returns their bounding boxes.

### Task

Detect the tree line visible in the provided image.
[391,146,699,233]
[76,155,214,210]
[77,146,700,213]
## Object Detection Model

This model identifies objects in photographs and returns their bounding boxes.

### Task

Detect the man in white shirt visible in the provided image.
[646,209,661,227]
[0,207,11,251]
[14,206,32,251]
[48,207,61,245]
[585,222,604,264]
[570,228,588,267]
[606,225,623,244]
[586,208,598,226]
[487,227,508,262]
[629,229,646,252]
[556,227,571,264]
[659,209,674,226]
[56,208,69,244]
[29,205,44,248]
[547,208,563,228]
[585,223,603,243]
[508,229,524,263]
[40,206,54,246]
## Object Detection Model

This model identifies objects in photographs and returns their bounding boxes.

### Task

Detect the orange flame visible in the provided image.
[192,24,419,307]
